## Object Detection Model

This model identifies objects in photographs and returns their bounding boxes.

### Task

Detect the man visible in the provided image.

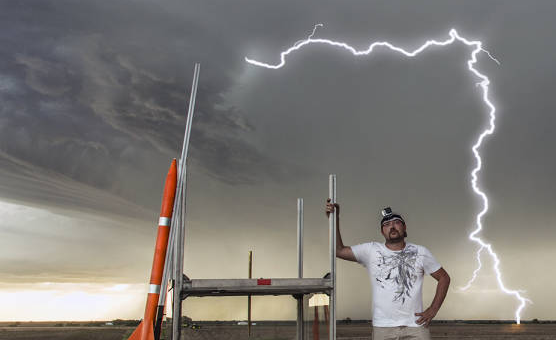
[326,200,450,340]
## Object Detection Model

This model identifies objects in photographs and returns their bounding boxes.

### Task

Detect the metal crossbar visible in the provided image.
[182,278,332,297]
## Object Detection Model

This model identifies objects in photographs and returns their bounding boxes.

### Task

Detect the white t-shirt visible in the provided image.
[351,242,441,327]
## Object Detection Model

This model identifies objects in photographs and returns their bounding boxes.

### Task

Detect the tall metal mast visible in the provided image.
[170,63,200,340]
[296,198,305,339]
[328,175,337,340]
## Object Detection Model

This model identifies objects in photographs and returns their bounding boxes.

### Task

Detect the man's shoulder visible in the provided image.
[406,243,436,257]
[353,240,378,246]
[350,241,378,258]
[407,242,427,249]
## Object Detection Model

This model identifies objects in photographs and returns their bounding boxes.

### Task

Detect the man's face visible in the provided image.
[381,219,406,243]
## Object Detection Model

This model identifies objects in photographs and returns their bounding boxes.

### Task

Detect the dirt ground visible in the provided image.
[2,322,556,339]
[180,323,556,340]
[0,326,134,340]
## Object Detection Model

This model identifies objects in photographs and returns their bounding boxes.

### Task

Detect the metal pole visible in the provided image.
[173,177,185,340]
[171,164,185,340]
[158,227,174,306]
[328,175,336,340]
[248,251,253,338]
[172,176,182,339]
[297,198,304,279]
[181,64,200,164]
[296,198,304,340]
[154,233,174,338]
[155,191,181,338]
[172,62,201,340]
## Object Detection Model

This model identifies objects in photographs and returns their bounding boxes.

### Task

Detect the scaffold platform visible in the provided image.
[181,278,332,298]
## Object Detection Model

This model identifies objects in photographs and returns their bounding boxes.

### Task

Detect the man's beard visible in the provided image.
[387,230,404,243]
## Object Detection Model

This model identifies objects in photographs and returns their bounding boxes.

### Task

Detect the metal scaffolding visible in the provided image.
[170,189,337,340]
[156,64,337,340]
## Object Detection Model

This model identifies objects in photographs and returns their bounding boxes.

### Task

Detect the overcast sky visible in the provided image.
[1,0,556,322]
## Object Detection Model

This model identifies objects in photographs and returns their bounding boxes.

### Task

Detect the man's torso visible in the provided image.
[351,242,441,327]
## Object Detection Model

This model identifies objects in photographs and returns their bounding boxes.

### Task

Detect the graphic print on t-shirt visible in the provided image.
[375,244,419,304]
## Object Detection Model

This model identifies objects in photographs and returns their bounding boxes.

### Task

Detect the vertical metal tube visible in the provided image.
[296,198,304,339]
[171,162,184,340]
[328,175,336,340]
[156,201,179,337]
[172,173,182,340]
[172,62,201,340]
[158,169,183,307]
[181,63,200,166]
[173,177,185,340]
[158,226,174,305]
[154,236,174,338]
[248,251,253,278]
[171,149,185,339]
[297,198,304,278]
[248,251,253,338]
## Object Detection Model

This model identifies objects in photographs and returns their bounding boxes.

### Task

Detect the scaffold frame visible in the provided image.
[159,64,338,340]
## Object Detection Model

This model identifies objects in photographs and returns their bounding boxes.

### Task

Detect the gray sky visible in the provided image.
[1,0,555,321]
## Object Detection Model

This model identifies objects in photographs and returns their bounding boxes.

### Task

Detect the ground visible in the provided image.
[1,321,556,339]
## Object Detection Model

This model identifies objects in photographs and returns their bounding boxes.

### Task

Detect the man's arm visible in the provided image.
[415,267,451,327]
[326,199,357,262]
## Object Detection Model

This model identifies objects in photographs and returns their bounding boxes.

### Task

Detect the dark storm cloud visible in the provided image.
[15,54,74,96]
[0,1,297,214]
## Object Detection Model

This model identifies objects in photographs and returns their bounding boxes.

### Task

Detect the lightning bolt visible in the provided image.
[245,24,531,323]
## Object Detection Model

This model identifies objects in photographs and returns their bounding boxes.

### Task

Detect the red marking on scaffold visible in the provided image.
[257,279,271,285]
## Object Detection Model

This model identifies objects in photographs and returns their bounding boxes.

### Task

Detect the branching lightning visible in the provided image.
[245,24,531,323]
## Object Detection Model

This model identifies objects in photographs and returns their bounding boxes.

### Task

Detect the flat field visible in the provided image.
[1,322,556,339]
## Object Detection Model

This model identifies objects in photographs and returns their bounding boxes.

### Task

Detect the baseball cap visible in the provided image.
[380,207,406,227]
